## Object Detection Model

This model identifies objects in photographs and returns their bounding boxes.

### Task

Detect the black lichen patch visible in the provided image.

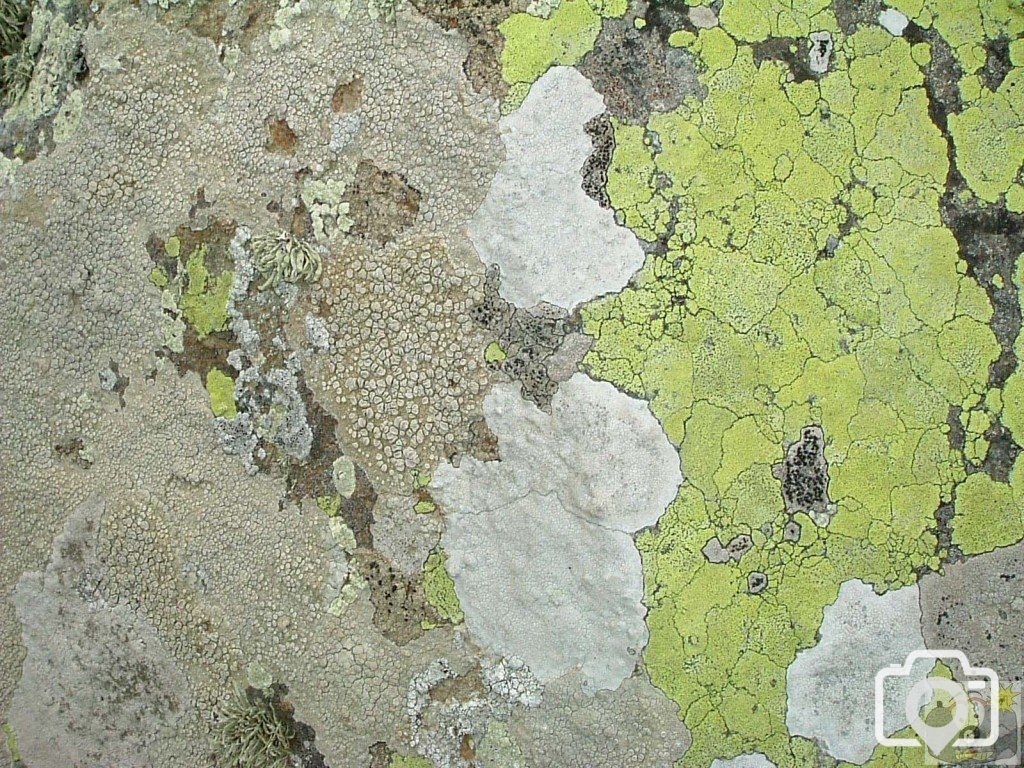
[830,0,883,35]
[581,112,614,208]
[357,550,436,645]
[344,159,422,244]
[774,425,836,524]
[471,265,580,409]
[752,37,816,82]
[579,10,704,124]
[981,36,1013,93]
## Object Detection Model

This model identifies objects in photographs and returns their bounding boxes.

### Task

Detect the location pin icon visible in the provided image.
[904,678,971,757]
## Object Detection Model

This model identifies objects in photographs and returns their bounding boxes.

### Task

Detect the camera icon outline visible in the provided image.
[874,649,1000,752]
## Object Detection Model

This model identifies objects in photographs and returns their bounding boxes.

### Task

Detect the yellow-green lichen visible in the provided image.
[316,494,343,517]
[581,19,1012,768]
[206,368,238,419]
[180,245,233,340]
[390,755,432,768]
[499,0,601,94]
[422,549,463,625]
[484,341,507,363]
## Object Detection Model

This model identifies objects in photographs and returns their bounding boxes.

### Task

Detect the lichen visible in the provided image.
[422,549,463,625]
[249,231,322,290]
[212,684,297,768]
[180,244,233,340]
[206,368,238,419]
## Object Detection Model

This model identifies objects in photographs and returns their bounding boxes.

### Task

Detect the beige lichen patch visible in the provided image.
[298,233,489,490]
[344,159,423,245]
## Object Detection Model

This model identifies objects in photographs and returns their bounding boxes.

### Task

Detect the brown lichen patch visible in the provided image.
[296,233,490,490]
[356,550,431,645]
[266,116,298,155]
[331,75,363,113]
[343,159,421,244]
[407,0,520,100]
[428,666,487,704]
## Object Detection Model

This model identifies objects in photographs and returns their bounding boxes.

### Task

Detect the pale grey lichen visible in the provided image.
[250,231,322,290]
[212,684,296,768]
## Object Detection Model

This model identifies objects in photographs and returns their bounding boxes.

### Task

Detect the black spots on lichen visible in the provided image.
[344,159,422,244]
[774,425,836,525]
[582,112,614,208]
[357,550,435,645]
[578,11,704,124]
[747,571,768,595]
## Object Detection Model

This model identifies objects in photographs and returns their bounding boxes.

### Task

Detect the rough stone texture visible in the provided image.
[578,13,705,124]
[370,494,443,577]
[7,497,197,768]
[786,579,929,764]
[0,0,502,761]
[919,540,1024,682]
[468,66,645,310]
[431,374,682,689]
[509,671,692,767]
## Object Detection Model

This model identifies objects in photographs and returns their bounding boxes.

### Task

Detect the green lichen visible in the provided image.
[422,549,463,625]
[499,0,601,97]
[581,19,1013,768]
[206,368,238,419]
[180,244,232,340]
[390,755,433,768]
[332,455,356,498]
[316,494,342,517]
[484,341,507,363]
[148,265,169,288]
[413,499,436,514]
[2,721,20,764]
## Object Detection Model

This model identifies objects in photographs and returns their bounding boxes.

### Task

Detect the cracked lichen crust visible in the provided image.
[6,497,197,768]
[297,232,490,489]
[431,373,681,689]
[508,671,692,767]
[578,5,1024,767]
